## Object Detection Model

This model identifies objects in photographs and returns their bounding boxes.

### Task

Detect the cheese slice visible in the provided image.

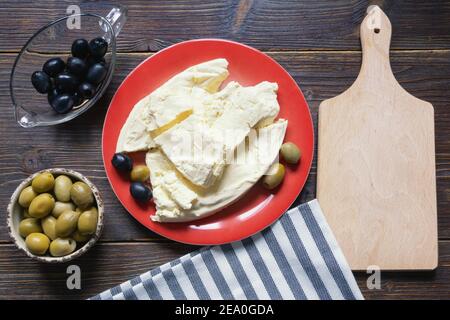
[147,119,288,222]
[116,58,229,153]
[153,81,280,188]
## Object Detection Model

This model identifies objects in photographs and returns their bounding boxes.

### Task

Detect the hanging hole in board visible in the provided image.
[374,28,380,34]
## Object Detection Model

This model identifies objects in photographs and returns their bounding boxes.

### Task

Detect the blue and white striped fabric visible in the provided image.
[91,200,363,300]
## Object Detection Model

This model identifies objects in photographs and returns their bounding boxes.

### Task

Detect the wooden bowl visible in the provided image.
[7,168,104,263]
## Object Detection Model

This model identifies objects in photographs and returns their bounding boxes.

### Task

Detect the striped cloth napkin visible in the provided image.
[92,200,363,300]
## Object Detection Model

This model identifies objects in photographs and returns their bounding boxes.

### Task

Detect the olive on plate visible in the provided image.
[31,71,51,94]
[111,153,133,172]
[25,233,50,255]
[262,163,285,190]
[71,39,90,59]
[51,94,75,114]
[43,58,65,77]
[280,142,301,164]
[66,57,88,78]
[86,63,107,85]
[79,82,96,99]
[55,72,79,93]
[130,182,152,203]
[89,37,108,58]
[131,165,150,182]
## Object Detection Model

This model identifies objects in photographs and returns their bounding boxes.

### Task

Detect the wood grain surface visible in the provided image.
[1,0,450,53]
[0,241,449,300]
[0,0,449,299]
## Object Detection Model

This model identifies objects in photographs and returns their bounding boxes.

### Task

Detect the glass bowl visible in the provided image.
[10,6,127,127]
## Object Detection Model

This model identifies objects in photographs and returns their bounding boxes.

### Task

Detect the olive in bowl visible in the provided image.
[29,37,111,116]
[7,168,103,263]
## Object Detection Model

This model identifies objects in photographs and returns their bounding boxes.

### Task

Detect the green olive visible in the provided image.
[130,165,150,182]
[55,210,80,237]
[41,216,57,240]
[280,142,301,164]
[52,201,75,218]
[28,193,55,218]
[18,186,37,208]
[25,233,50,255]
[31,172,55,193]
[22,208,32,219]
[78,207,98,235]
[71,230,91,243]
[262,163,285,190]
[49,238,76,257]
[19,218,42,238]
[70,182,94,209]
[54,175,73,202]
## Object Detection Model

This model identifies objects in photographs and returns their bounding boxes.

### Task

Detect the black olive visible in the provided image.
[79,82,96,99]
[66,57,87,78]
[130,182,152,203]
[55,72,79,93]
[43,58,65,77]
[86,63,107,85]
[71,39,89,59]
[86,55,106,67]
[72,91,83,106]
[31,71,51,94]
[89,37,108,58]
[47,87,59,104]
[51,94,74,114]
[111,153,133,172]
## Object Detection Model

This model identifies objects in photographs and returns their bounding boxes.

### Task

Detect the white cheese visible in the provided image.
[153,81,280,188]
[159,171,197,210]
[147,119,288,222]
[116,96,155,153]
[116,58,229,153]
[116,58,287,223]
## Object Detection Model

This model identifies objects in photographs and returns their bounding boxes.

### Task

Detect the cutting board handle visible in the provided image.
[358,5,395,83]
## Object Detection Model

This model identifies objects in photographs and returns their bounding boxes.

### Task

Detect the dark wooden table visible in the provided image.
[0,0,449,300]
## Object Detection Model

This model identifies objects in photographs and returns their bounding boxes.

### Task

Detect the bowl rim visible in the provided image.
[7,168,104,263]
[10,13,117,128]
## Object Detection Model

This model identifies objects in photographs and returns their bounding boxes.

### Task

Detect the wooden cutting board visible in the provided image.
[316,5,438,271]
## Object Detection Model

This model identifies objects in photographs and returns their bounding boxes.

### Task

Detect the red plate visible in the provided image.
[102,39,313,245]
